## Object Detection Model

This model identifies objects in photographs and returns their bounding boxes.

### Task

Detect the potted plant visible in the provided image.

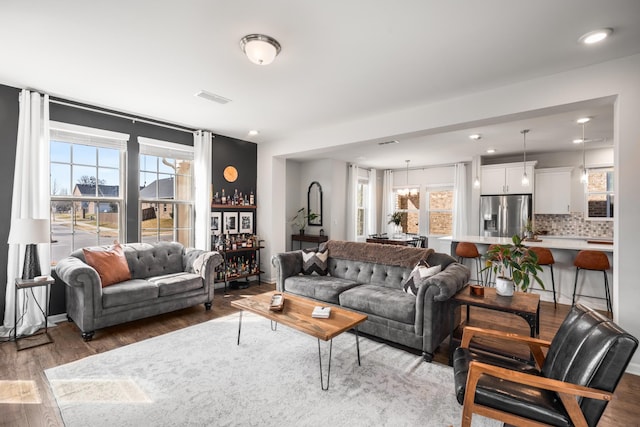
[290,208,319,235]
[483,234,544,296]
[523,219,535,240]
[388,211,404,235]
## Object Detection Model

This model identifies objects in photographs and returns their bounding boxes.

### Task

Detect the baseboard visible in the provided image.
[625,361,640,376]
[49,313,67,325]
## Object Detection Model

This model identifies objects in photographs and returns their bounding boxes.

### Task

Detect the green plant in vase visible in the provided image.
[483,234,544,296]
[388,211,404,235]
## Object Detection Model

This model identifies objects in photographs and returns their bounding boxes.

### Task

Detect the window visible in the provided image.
[50,122,128,264]
[356,179,368,237]
[427,186,453,235]
[139,137,194,247]
[586,167,614,219]
[394,189,420,234]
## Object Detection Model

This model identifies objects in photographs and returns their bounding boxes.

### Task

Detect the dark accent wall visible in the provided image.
[0,85,20,322]
[212,135,258,203]
[0,84,257,322]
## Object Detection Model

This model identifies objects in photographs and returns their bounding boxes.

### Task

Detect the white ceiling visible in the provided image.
[1,1,639,169]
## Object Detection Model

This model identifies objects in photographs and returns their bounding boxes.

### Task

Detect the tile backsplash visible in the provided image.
[533,213,613,238]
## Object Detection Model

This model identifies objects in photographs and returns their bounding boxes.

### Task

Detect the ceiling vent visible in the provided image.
[195,90,231,104]
[378,140,399,145]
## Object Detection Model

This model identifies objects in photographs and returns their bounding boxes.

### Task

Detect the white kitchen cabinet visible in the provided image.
[534,167,572,214]
[481,161,536,195]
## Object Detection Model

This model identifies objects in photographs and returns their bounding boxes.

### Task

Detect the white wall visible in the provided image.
[258,54,640,374]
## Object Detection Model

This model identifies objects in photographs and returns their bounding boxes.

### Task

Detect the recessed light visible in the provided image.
[573,138,584,144]
[486,148,496,154]
[469,134,482,140]
[248,130,259,136]
[576,117,591,124]
[578,28,612,45]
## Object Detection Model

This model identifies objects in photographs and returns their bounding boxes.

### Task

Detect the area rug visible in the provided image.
[45,312,499,427]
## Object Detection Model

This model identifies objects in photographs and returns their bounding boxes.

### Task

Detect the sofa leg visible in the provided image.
[205,302,212,311]
[82,331,95,342]
[422,352,434,363]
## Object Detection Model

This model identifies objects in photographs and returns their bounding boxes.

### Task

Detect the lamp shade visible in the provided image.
[240,34,281,65]
[8,218,50,244]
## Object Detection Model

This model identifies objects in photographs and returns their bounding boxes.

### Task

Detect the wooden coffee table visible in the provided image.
[448,285,540,365]
[231,291,368,390]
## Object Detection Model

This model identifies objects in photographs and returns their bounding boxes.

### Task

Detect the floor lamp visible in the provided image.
[8,218,50,279]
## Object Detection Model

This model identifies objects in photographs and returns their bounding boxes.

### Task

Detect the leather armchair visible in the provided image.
[453,303,638,427]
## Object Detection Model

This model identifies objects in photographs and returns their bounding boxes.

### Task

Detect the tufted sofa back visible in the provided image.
[71,242,186,280]
[327,258,408,288]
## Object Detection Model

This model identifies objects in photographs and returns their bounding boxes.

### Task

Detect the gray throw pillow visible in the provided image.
[402,260,442,296]
[302,248,329,276]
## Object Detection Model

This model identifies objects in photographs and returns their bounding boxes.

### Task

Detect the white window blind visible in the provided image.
[50,121,129,150]
[138,136,194,160]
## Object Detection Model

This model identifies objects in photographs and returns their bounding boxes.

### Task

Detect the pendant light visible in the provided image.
[398,160,417,196]
[520,129,530,187]
[473,158,480,188]
[577,117,591,184]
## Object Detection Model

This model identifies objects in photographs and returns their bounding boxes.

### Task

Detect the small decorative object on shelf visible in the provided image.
[319,229,325,236]
[470,284,484,297]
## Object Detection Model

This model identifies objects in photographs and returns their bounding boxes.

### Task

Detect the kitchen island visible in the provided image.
[445,235,613,312]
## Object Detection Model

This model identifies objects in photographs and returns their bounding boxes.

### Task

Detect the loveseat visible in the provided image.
[55,242,223,341]
[271,240,470,361]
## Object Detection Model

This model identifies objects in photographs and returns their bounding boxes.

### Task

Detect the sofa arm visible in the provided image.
[423,262,470,302]
[184,249,223,301]
[271,251,303,292]
[55,256,101,289]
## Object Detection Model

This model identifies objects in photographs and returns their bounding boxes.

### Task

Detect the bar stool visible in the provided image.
[483,244,499,287]
[456,242,483,285]
[528,247,557,308]
[572,250,612,315]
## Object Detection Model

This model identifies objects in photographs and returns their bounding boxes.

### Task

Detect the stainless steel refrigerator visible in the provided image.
[480,194,532,237]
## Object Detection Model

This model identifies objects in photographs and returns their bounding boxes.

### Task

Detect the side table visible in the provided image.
[448,285,540,365]
[14,276,55,351]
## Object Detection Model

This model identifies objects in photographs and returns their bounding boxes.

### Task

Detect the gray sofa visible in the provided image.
[272,240,470,362]
[55,242,223,341]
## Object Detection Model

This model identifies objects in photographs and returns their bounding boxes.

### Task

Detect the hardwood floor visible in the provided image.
[1,283,638,426]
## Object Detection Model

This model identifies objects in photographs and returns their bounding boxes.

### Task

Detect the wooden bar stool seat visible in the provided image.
[572,250,612,315]
[456,242,483,285]
[529,246,557,307]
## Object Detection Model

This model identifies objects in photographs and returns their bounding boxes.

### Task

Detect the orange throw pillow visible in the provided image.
[83,243,131,287]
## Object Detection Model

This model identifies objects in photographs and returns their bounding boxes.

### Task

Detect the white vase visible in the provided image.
[495,277,515,296]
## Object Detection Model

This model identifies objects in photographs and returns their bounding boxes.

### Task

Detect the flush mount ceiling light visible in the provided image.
[240,34,281,65]
[469,134,482,140]
[520,129,530,187]
[579,28,613,45]
[486,148,496,154]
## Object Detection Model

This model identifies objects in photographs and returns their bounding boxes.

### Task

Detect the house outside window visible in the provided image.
[427,186,453,235]
[394,189,420,234]
[586,167,614,219]
[139,137,194,247]
[49,122,128,264]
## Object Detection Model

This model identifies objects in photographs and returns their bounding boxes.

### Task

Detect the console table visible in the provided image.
[291,234,328,250]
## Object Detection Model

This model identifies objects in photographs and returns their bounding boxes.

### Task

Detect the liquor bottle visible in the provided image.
[221,189,226,205]
[233,189,239,205]
[249,190,255,206]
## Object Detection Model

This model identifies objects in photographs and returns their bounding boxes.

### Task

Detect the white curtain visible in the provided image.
[1,90,51,338]
[452,162,468,237]
[346,164,358,241]
[367,168,377,236]
[193,131,212,251]
[380,170,394,235]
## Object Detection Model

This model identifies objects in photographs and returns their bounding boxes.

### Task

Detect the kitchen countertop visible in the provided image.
[446,235,614,253]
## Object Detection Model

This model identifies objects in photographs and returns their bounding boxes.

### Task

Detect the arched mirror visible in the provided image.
[307,181,323,226]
